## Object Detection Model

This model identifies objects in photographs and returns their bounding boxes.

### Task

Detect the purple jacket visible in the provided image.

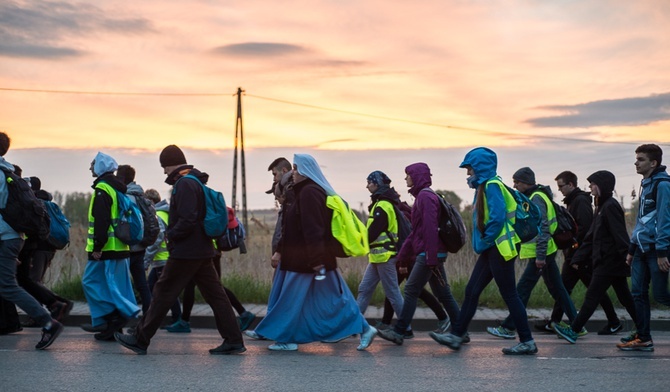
[397,163,446,267]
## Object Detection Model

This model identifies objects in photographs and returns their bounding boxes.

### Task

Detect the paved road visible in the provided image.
[2,329,668,392]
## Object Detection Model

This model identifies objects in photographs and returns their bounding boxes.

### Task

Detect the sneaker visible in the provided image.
[237,311,256,331]
[94,315,129,341]
[502,340,538,355]
[598,322,623,335]
[357,326,377,351]
[165,319,191,333]
[209,342,247,355]
[50,300,74,322]
[461,332,471,344]
[616,338,654,352]
[375,321,391,331]
[114,332,147,355]
[244,330,267,340]
[553,323,579,344]
[486,325,516,339]
[434,318,451,334]
[577,327,588,337]
[428,331,462,351]
[403,329,415,339]
[35,320,63,350]
[534,320,555,333]
[620,330,638,344]
[81,322,108,333]
[376,328,404,345]
[268,342,298,351]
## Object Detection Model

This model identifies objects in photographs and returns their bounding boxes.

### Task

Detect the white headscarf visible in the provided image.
[93,152,118,177]
[293,153,336,196]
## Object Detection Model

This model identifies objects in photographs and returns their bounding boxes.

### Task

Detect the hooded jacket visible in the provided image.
[630,165,670,258]
[459,147,509,255]
[126,181,147,252]
[522,184,556,260]
[165,165,216,260]
[90,172,130,260]
[0,157,20,241]
[396,163,446,267]
[563,187,593,266]
[144,199,169,268]
[572,170,630,276]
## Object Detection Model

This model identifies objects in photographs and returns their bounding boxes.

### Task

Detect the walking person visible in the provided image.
[376,162,460,345]
[429,147,538,355]
[248,153,377,351]
[553,171,640,345]
[115,145,245,355]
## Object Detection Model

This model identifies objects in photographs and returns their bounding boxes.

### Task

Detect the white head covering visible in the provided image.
[93,151,118,177]
[293,153,336,196]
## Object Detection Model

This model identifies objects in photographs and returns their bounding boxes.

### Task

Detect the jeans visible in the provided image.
[502,253,576,331]
[381,263,447,325]
[147,266,181,323]
[550,256,619,325]
[357,257,403,317]
[0,238,50,326]
[129,250,152,313]
[394,255,459,334]
[631,249,670,340]
[454,247,533,343]
[571,274,637,332]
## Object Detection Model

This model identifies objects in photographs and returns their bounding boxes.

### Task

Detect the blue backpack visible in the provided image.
[44,200,70,250]
[179,174,228,239]
[505,185,541,243]
[114,191,144,246]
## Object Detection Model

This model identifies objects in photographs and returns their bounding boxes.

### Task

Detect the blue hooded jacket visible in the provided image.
[459,147,508,254]
[631,165,670,258]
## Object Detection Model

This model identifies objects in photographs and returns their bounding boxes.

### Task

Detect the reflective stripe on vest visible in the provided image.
[485,179,521,261]
[366,200,398,263]
[86,182,129,252]
[154,210,169,261]
[519,191,558,259]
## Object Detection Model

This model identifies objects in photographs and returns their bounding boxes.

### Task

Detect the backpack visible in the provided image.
[128,190,160,247]
[44,200,70,250]
[178,174,228,239]
[503,184,541,243]
[387,203,412,253]
[114,190,144,246]
[0,169,50,240]
[551,201,578,249]
[216,207,246,252]
[326,194,369,257]
[422,189,467,253]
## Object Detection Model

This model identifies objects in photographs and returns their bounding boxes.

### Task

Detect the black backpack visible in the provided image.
[385,203,412,253]
[422,189,467,253]
[0,170,50,240]
[128,191,160,247]
[216,207,247,253]
[551,201,578,249]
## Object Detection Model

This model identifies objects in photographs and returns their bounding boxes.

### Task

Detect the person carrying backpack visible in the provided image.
[429,147,537,355]
[377,162,460,346]
[355,171,405,326]
[81,152,140,341]
[115,145,245,355]
[0,131,63,350]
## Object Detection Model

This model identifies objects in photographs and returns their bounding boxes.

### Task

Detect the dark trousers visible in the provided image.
[17,247,63,307]
[182,256,245,320]
[135,257,243,347]
[129,251,152,314]
[381,264,447,325]
[29,250,55,283]
[147,266,181,323]
[570,274,638,333]
[550,259,619,325]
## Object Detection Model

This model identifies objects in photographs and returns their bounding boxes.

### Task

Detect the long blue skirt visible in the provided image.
[82,258,140,327]
[254,268,369,344]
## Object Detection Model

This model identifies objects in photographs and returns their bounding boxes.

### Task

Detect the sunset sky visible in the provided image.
[1,0,669,210]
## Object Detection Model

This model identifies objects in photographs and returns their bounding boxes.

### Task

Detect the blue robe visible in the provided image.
[82,258,140,326]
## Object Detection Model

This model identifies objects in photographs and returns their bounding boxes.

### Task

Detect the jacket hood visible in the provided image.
[93,152,118,177]
[459,147,498,186]
[154,199,169,212]
[564,188,591,205]
[587,170,615,201]
[405,162,432,196]
[165,164,195,185]
[34,189,53,202]
[0,157,14,173]
[126,181,145,195]
[369,186,401,210]
[94,172,127,193]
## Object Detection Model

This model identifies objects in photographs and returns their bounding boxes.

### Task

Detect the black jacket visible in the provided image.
[563,188,593,266]
[367,187,402,244]
[90,173,129,260]
[34,189,56,252]
[278,179,336,273]
[165,166,215,260]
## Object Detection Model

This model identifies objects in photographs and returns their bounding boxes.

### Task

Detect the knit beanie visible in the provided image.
[159,145,187,168]
[513,167,536,185]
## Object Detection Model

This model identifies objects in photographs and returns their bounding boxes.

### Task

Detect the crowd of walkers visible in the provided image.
[0,129,667,356]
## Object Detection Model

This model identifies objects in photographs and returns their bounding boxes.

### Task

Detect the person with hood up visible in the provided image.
[81,152,140,341]
[429,147,537,355]
[247,153,377,351]
[115,145,245,355]
[356,171,405,323]
[377,162,460,346]
[553,171,640,347]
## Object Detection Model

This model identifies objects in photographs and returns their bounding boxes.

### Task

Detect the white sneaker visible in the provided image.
[357,326,377,351]
[244,330,267,340]
[268,342,298,351]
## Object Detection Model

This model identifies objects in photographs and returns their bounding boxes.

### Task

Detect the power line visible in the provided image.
[0,87,231,97]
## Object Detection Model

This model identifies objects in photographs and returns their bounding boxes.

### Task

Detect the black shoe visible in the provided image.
[209,342,247,355]
[114,332,147,355]
[81,323,108,333]
[403,329,415,339]
[376,328,404,345]
[36,320,63,350]
[50,300,74,322]
[94,328,122,341]
[598,322,623,335]
[534,320,555,333]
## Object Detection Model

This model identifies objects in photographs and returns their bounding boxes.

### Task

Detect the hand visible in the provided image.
[658,257,670,273]
[399,267,408,275]
[571,264,579,270]
[271,252,281,269]
[626,254,633,266]
[535,259,546,270]
[92,251,102,260]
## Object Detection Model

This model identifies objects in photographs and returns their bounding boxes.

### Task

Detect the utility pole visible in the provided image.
[231,87,248,231]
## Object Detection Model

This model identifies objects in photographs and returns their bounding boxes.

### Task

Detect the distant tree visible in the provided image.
[435,189,463,211]
[63,192,92,226]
